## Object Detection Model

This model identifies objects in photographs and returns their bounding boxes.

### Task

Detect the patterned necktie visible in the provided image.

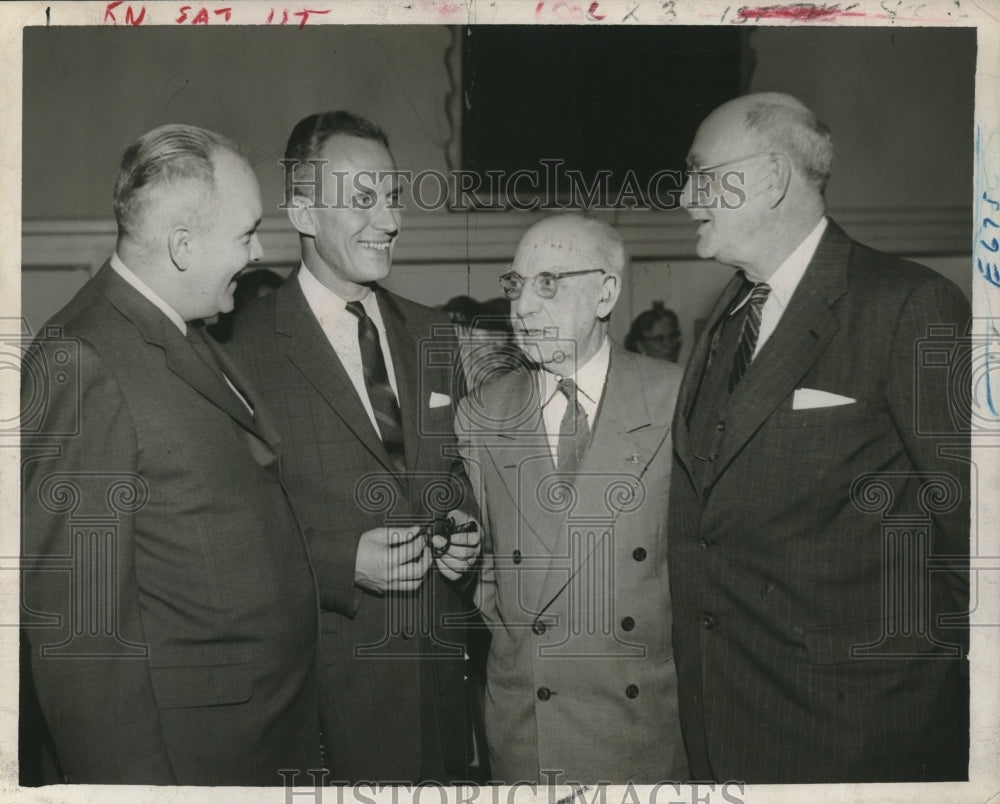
[345,300,406,474]
[556,377,590,473]
[729,282,771,392]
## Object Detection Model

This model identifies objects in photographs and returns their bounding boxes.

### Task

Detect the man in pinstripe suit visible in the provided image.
[227,111,480,782]
[668,93,970,782]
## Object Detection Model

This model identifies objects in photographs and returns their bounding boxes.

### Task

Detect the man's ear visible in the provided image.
[287,195,317,237]
[596,272,621,319]
[167,226,193,271]
[765,153,792,208]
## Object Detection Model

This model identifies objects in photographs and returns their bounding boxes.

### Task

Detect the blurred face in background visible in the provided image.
[637,315,682,362]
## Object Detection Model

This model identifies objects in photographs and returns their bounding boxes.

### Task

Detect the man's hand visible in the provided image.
[355,525,432,594]
[432,510,482,581]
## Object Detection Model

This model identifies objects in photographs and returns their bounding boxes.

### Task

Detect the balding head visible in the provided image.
[683,93,830,279]
[113,124,263,321]
[515,213,627,276]
[506,214,624,375]
[114,124,244,242]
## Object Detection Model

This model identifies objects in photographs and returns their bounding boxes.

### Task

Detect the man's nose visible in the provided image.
[249,232,263,262]
[681,173,695,211]
[513,280,542,318]
[373,199,401,234]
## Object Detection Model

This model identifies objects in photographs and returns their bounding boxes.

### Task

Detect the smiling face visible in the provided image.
[293,134,400,299]
[182,149,263,319]
[683,101,772,275]
[508,217,620,376]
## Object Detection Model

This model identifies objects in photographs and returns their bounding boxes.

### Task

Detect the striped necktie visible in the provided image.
[345,300,406,474]
[556,377,590,473]
[729,282,771,392]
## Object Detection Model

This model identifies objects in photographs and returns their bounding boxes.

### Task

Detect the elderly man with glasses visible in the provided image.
[455,213,687,784]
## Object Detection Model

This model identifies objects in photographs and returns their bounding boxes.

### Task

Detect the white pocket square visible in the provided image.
[792,388,856,410]
[429,392,452,409]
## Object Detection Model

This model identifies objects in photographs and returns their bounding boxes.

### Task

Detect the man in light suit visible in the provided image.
[669,92,970,782]
[227,111,480,783]
[456,214,687,784]
[20,125,321,784]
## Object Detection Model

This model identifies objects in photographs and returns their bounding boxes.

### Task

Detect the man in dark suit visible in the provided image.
[668,92,970,783]
[20,124,321,784]
[456,214,687,783]
[227,111,479,783]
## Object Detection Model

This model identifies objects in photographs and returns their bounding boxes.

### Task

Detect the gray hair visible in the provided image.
[113,123,242,236]
[742,93,834,193]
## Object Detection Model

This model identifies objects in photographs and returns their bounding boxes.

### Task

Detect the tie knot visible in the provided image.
[557,377,578,402]
[345,300,367,321]
[748,283,771,307]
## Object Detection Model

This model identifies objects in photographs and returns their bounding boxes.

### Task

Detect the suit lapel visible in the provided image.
[710,222,851,483]
[276,275,398,476]
[94,265,257,433]
[534,348,671,618]
[673,273,745,480]
[483,369,556,553]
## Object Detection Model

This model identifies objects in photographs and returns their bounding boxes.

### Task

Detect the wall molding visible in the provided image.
[22,207,972,274]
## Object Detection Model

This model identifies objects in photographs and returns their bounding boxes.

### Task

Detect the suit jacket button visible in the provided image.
[537,686,552,701]
[532,621,547,635]
[621,616,635,632]
[716,420,726,431]
[698,537,711,550]
[512,549,522,565]
[632,547,647,562]
[628,453,640,463]
[701,613,719,630]
[708,450,718,462]
[625,684,639,699]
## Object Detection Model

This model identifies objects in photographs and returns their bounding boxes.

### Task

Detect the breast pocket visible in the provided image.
[774,401,869,429]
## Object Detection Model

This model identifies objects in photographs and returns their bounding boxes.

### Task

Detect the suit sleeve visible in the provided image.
[454,397,498,620]
[21,339,176,783]
[885,275,970,628]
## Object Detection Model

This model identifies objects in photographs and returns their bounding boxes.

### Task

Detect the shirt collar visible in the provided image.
[297,261,378,319]
[539,336,611,418]
[730,217,828,314]
[764,216,828,309]
[109,253,187,334]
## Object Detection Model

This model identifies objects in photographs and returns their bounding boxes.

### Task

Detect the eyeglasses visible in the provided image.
[498,269,605,300]
[685,151,779,181]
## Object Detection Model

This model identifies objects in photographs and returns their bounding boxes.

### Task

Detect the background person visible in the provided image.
[624,301,682,363]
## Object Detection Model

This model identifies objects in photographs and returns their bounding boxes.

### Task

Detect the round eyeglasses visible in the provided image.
[498,269,605,300]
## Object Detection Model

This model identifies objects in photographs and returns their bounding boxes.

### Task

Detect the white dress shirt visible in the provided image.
[297,263,400,438]
[729,217,828,358]
[538,337,611,466]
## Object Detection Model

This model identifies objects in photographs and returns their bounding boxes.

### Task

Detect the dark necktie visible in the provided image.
[345,300,406,474]
[186,324,253,414]
[729,282,771,392]
[556,377,590,474]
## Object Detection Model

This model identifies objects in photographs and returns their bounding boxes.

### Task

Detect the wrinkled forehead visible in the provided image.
[512,222,605,274]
